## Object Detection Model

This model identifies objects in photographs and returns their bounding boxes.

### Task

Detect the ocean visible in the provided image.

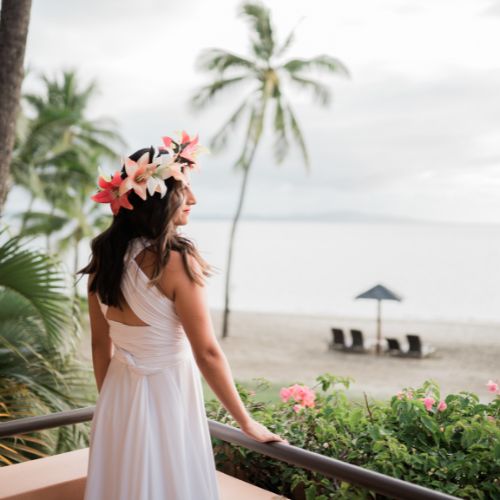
[15,216,497,324]
[176,219,500,323]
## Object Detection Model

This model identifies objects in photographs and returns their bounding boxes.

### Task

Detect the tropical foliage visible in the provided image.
[10,70,124,273]
[0,229,95,465]
[190,1,350,338]
[0,69,118,465]
[207,375,500,499]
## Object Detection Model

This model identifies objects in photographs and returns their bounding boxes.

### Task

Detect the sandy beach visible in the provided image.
[211,309,499,402]
[81,309,499,403]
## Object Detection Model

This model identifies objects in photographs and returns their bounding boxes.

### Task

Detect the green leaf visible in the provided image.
[0,230,73,348]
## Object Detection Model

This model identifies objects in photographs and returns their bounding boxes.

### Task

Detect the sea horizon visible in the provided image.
[4,204,500,325]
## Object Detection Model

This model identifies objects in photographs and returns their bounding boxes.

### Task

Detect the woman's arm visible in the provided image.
[166,252,287,444]
[87,286,113,393]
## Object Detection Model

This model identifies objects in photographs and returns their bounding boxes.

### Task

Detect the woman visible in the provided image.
[79,131,287,500]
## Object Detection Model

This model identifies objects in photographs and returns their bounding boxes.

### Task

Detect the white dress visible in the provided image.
[84,237,220,500]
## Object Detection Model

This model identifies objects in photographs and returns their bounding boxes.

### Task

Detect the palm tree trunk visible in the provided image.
[221,84,271,340]
[221,139,260,339]
[0,0,32,214]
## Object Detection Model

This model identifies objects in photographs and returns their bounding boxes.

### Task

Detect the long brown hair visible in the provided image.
[78,146,213,308]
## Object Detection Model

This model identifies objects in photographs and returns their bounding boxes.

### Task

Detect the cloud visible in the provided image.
[10,0,500,224]
[480,0,500,16]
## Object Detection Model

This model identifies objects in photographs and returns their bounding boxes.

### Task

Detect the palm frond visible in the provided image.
[208,91,258,153]
[233,106,257,171]
[272,91,289,164]
[0,232,94,464]
[239,2,275,61]
[288,74,332,106]
[195,48,257,75]
[0,230,73,348]
[285,101,310,171]
[274,16,305,59]
[281,54,350,78]
[15,211,68,237]
[233,90,267,170]
[190,75,251,111]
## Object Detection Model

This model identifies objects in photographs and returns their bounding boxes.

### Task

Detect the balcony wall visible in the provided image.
[0,447,287,500]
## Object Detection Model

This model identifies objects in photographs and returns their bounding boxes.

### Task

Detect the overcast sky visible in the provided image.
[11,0,500,223]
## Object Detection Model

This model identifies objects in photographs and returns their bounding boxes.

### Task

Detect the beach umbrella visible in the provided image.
[355,284,403,355]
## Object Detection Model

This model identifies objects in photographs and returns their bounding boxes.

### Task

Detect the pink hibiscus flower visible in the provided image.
[279,387,292,403]
[280,384,316,409]
[422,397,435,411]
[437,400,447,412]
[486,380,499,394]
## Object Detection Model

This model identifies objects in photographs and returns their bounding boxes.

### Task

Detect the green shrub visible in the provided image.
[206,375,500,499]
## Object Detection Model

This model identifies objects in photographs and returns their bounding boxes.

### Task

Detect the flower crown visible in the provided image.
[91,131,208,215]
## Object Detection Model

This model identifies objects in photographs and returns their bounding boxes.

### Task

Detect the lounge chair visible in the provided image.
[349,329,370,353]
[329,328,348,351]
[406,334,435,358]
[385,337,406,356]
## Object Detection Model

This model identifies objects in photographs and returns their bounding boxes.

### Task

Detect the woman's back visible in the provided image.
[104,238,178,326]
[84,237,221,499]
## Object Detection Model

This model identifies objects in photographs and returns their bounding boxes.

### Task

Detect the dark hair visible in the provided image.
[78,146,213,308]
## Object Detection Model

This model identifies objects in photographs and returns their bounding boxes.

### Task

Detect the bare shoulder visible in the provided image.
[165,249,202,279]
[164,249,183,272]
[165,249,218,361]
[159,249,203,299]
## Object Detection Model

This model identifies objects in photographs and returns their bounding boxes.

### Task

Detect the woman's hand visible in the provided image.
[239,418,289,444]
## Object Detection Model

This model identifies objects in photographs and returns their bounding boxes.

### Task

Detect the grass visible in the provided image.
[202,378,386,410]
[202,378,285,404]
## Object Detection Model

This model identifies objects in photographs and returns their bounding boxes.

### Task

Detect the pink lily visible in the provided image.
[158,158,189,185]
[119,152,158,201]
[91,170,133,215]
[178,131,199,163]
[181,130,192,144]
[159,130,208,174]
[161,136,173,149]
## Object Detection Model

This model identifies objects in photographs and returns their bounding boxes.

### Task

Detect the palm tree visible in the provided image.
[0,0,32,213]
[190,1,350,338]
[0,228,95,464]
[21,171,111,279]
[11,70,124,267]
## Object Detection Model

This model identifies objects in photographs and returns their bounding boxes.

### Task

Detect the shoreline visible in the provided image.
[209,309,499,402]
[210,307,500,330]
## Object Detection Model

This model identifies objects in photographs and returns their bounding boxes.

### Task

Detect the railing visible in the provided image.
[0,407,458,500]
